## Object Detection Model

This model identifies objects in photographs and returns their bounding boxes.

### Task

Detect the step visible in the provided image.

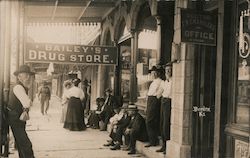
[136,141,167,158]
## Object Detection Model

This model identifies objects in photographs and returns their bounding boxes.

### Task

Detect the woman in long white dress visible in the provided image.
[63,78,86,131]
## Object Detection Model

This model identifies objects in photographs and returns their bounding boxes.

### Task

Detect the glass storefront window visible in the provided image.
[136,29,158,106]
[236,1,250,127]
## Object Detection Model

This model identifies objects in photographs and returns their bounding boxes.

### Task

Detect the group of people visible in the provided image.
[144,63,172,154]
[6,62,172,157]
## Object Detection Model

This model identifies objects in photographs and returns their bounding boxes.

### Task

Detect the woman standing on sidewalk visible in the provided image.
[63,78,86,131]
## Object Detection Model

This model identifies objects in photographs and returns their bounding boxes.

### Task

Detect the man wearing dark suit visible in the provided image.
[7,65,35,158]
[99,88,116,131]
[124,104,148,155]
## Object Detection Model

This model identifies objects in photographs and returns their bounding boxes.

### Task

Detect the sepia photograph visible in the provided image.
[0,0,249,158]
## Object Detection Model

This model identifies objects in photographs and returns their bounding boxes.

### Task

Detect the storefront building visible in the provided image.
[98,0,249,158]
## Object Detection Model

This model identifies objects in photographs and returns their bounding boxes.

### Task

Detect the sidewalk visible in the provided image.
[9,96,146,158]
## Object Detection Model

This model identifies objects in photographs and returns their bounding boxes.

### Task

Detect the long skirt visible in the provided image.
[63,97,86,131]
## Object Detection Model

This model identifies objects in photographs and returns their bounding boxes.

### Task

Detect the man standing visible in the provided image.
[156,63,172,154]
[7,64,35,158]
[38,80,51,115]
[145,65,164,147]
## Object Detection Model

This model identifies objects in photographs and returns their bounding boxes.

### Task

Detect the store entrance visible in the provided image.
[192,46,216,158]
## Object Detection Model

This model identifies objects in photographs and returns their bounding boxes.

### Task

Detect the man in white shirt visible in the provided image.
[145,65,164,147]
[7,65,35,158]
[156,63,172,154]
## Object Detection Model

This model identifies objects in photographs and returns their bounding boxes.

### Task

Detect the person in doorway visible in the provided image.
[99,88,116,131]
[156,63,172,154]
[7,64,35,158]
[124,104,148,155]
[38,80,51,115]
[60,80,73,123]
[145,65,164,147]
[64,78,86,131]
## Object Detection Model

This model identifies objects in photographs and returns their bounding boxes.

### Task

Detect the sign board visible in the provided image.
[181,9,217,46]
[25,43,118,65]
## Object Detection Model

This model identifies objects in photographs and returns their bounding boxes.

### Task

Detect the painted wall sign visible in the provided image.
[181,9,217,46]
[25,43,118,65]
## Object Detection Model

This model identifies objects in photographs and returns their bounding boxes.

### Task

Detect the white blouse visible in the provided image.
[147,78,162,96]
[66,86,85,101]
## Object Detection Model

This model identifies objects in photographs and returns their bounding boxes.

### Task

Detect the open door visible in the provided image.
[192,46,216,158]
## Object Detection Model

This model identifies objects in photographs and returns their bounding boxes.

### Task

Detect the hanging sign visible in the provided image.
[25,43,118,65]
[181,9,217,46]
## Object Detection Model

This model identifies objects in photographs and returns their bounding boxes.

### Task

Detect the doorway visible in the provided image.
[192,46,216,158]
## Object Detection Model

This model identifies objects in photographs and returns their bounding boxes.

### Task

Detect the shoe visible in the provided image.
[110,144,120,150]
[156,147,165,152]
[128,150,136,155]
[103,141,114,147]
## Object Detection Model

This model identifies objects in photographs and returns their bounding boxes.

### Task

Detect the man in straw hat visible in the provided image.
[124,104,148,155]
[7,64,35,158]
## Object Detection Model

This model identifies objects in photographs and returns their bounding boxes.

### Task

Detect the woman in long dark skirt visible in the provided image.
[64,78,86,131]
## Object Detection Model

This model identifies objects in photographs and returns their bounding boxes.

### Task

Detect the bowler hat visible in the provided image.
[14,65,35,76]
[96,97,105,103]
[127,104,138,111]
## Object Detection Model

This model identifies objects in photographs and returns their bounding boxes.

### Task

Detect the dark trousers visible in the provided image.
[160,98,171,149]
[146,96,161,145]
[10,123,34,158]
[125,131,148,152]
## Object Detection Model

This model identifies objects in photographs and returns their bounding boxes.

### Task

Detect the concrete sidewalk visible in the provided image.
[9,96,146,158]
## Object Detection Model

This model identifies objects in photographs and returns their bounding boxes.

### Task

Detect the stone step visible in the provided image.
[136,141,167,158]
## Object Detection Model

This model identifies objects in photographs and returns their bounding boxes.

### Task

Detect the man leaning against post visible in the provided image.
[7,64,35,158]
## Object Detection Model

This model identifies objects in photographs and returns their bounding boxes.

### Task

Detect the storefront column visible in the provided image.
[166,0,193,158]
[155,16,162,64]
[19,0,24,65]
[97,65,105,97]
[0,1,7,149]
[3,0,11,104]
[129,30,138,103]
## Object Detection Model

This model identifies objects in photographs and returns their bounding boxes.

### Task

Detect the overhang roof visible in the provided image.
[25,0,117,23]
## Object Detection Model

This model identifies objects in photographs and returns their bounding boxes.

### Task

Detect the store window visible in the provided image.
[236,1,249,127]
[118,20,131,104]
[136,16,158,106]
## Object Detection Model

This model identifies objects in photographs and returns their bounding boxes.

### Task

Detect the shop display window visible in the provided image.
[235,1,249,127]
[136,29,158,106]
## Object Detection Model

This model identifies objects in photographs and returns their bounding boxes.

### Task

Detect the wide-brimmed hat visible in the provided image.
[96,97,105,103]
[148,65,164,73]
[127,104,138,111]
[105,88,112,93]
[14,65,35,76]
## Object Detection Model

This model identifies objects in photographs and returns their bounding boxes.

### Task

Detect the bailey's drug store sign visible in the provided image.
[181,9,217,46]
[25,43,118,65]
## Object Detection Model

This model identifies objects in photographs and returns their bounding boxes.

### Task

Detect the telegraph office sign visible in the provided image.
[25,43,118,65]
[181,9,217,46]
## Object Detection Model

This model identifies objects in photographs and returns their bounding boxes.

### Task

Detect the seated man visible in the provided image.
[109,106,131,150]
[87,97,105,129]
[103,105,124,147]
[124,104,148,155]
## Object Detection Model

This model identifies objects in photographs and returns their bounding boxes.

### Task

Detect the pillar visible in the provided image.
[166,0,193,158]
[129,30,138,103]
[155,16,162,64]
